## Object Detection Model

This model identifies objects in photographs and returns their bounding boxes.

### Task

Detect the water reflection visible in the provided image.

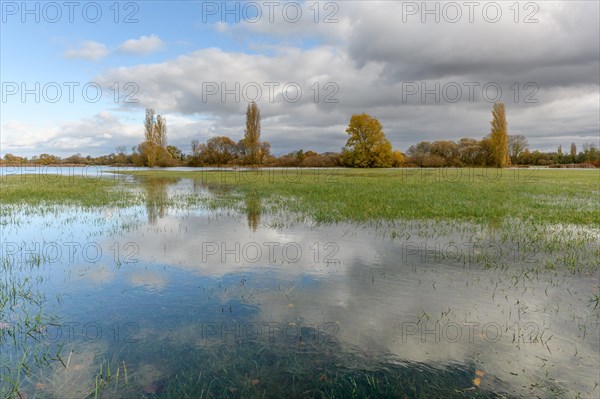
[1,177,598,398]
[138,176,262,231]
[244,192,262,231]
[76,214,600,396]
[139,177,177,224]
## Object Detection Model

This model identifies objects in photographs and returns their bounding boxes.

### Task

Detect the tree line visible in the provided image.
[2,102,599,168]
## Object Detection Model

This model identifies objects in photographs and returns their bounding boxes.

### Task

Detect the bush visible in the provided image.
[301,153,341,167]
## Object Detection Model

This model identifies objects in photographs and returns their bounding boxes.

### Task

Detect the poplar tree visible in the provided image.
[489,102,510,168]
[242,101,262,165]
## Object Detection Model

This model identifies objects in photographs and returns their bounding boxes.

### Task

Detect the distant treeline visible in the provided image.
[2,103,599,168]
[404,138,600,168]
[3,141,598,168]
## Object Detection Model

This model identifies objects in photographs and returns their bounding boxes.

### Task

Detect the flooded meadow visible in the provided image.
[1,168,599,398]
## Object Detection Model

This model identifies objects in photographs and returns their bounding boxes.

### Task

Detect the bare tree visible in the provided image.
[191,139,201,157]
[156,115,167,148]
[508,134,528,164]
[144,108,156,144]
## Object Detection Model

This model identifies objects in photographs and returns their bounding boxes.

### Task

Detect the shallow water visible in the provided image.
[1,177,598,398]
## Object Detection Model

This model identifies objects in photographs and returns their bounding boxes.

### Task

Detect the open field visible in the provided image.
[2,168,598,225]
[120,168,600,225]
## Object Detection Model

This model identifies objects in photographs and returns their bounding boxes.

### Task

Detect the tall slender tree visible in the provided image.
[142,108,168,167]
[144,108,156,143]
[242,101,262,165]
[557,145,563,164]
[489,102,510,168]
[156,114,167,148]
[570,142,577,162]
[144,108,157,166]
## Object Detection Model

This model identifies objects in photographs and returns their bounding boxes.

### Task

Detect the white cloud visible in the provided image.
[118,34,165,55]
[64,41,109,61]
[62,35,164,62]
[0,112,140,156]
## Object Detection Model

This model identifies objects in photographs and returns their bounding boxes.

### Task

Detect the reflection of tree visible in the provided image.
[138,176,262,230]
[139,177,179,224]
[244,192,261,232]
[193,177,261,231]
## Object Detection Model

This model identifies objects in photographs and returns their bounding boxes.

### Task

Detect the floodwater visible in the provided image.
[1,176,599,398]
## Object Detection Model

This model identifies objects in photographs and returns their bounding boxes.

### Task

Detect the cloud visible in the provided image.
[95,37,599,154]
[62,35,164,62]
[118,34,165,55]
[64,41,109,61]
[0,112,141,156]
[12,1,600,156]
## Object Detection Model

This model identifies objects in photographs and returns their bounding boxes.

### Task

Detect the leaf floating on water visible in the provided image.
[475,369,485,377]
[472,377,481,387]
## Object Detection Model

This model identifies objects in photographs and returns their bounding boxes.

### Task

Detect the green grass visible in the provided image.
[1,168,598,226]
[0,175,139,208]
[117,168,600,226]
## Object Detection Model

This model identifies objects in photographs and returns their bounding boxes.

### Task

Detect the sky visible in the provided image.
[1,0,599,157]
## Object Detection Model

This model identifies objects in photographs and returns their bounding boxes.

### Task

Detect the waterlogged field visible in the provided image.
[1,168,599,398]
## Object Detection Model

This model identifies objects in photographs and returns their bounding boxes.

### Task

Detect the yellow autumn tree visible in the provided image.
[391,150,405,167]
[489,102,510,168]
[341,113,393,168]
[142,108,169,167]
[241,101,262,165]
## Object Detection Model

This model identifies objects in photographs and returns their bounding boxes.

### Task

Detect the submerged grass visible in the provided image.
[29,338,517,399]
[0,175,139,209]
[1,254,63,399]
[145,342,512,399]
